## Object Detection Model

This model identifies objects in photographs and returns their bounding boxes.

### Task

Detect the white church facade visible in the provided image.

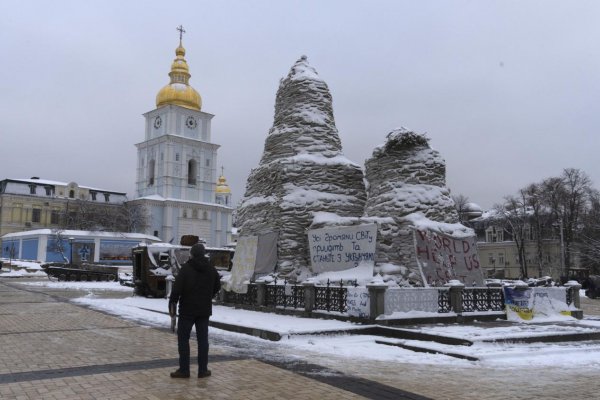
[129,34,233,247]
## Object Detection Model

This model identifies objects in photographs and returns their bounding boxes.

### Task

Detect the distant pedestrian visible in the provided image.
[169,243,221,378]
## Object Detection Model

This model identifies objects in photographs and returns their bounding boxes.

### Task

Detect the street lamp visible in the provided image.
[68,237,75,267]
[559,219,565,277]
[552,219,565,279]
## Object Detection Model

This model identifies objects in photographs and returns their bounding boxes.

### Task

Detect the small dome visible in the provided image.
[462,202,483,219]
[156,41,202,110]
[464,202,482,213]
[216,175,231,194]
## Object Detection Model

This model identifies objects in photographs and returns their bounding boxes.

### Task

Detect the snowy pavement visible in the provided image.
[5,273,600,399]
[9,276,600,370]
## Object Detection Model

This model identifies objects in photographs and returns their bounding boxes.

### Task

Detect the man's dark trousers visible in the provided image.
[177,315,210,373]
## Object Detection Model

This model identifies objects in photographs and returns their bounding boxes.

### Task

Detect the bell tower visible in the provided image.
[131,27,232,247]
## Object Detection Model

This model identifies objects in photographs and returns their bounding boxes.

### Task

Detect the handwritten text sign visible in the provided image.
[413,229,483,286]
[308,224,377,273]
[346,287,370,318]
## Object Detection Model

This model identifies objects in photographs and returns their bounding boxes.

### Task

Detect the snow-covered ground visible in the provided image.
[5,268,600,370]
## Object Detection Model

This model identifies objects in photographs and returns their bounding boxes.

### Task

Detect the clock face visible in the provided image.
[153,116,162,129]
[186,116,197,129]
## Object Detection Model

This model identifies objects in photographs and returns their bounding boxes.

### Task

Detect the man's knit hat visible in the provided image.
[190,243,205,258]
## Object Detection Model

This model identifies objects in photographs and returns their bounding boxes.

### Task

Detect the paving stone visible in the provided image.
[2,278,600,399]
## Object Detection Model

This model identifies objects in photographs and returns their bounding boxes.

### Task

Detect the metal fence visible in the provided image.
[221,283,575,319]
[265,279,306,309]
[461,288,505,312]
[438,288,451,313]
[225,283,258,306]
[314,280,351,313]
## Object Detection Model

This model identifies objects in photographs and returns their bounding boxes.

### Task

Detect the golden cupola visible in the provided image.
[216,174,231,194]
[156,40,202,110]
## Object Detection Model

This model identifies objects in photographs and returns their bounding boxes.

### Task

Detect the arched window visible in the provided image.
[148,159,155,186]
[188,159,197,185]
[69,190,75,198]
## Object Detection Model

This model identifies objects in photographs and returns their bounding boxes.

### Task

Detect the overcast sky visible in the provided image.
[1,1,598,210]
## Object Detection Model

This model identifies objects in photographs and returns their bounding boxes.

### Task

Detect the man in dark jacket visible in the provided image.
[169,243,221,378]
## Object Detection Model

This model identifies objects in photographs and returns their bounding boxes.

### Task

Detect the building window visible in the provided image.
[32,208,41,223]
[148,159,155,186]
[498,254,505,265]
[29,185,36,194]
[153,230,159,237]
[192,209,198,219]
[176,153,180,161]
[51,210,60,225]
[104,193,110,202]
[44,186,53,196]
[182,209,188,218]
[69,190,75,198]
[486,227,503,242]
[205,158,210,167]
[525,226,534,241]
[188,159,197,185]
[91,191,97,201]
[203,211,208,220]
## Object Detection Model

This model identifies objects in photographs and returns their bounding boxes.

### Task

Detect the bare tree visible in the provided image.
[59,200,149,233]
[120,203,150,232]
[494,194,529,279]
[539,169,592,276]
[576,188,600,274]
[521,183,549,277]
[452,194,470,223]
[46,230,69,263]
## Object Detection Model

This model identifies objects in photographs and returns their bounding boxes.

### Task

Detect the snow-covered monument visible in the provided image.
[236,56,366,278]
[233,56,482,288]
[363,128,476,285]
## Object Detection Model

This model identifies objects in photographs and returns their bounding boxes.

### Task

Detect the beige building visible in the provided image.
[474,223,567,280]
[0,177,128,237]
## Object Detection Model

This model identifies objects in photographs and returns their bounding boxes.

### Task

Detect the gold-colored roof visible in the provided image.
[156,41,202,110]
[216,175,231,194]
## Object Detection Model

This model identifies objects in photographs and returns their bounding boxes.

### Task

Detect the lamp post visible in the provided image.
[553,219,565,279]
[68,237,75,267]
[558,219,565,278]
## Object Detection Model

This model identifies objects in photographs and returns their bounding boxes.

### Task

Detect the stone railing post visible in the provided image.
[165,275,175,299]
[218,287,227,303]
[445,281,465,314]
[255,282,267,307]
[564,280,583,318]
[366,283,387,320]
[303,282,316,313]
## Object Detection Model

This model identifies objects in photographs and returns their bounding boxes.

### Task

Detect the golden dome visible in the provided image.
[216,175,231,194]
[156,41,202,110]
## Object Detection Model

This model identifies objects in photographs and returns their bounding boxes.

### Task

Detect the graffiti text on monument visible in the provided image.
[414,229,483,286]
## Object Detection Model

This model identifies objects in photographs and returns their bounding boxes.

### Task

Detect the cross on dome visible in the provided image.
[176,25,186,43]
